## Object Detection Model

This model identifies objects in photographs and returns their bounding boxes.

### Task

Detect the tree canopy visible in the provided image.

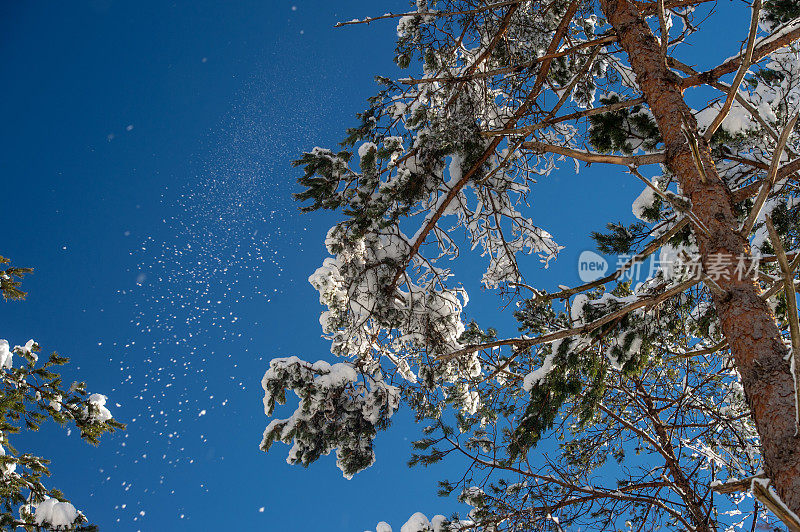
[262,0,800,530]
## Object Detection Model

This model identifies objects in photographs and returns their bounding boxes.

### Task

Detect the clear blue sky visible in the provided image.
[0,1,746,530]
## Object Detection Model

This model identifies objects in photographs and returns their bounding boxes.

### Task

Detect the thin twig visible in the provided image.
[667,340,728,361]
[683,126,709,183]
[544,46,603,127]
[703,0,762,140]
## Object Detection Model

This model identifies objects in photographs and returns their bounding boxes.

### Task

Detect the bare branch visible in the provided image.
[334,0,521,27]
[522,140,666,166]
[667,340,728,361]
[657,0,669,59]
[439,278,698,361]
[751,479,800,532]
[542,217,690,301]
[711,473,767,494]
[682,20,800,89]
[740,113,799,236]
[670,57,797,157]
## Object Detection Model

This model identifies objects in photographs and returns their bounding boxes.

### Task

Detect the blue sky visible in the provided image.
[0,1,747,530]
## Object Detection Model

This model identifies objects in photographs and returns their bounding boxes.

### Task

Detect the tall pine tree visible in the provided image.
[263,1,800,529]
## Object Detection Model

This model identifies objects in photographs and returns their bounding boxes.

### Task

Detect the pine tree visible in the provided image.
[262,1,800,529]
[0,256,123,530]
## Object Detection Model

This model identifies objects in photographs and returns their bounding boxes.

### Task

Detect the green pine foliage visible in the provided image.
[0,257,33,302]
[763,0,800,25]
[589,94,661,155]
[0,256,124,530]
[263,0,800,529]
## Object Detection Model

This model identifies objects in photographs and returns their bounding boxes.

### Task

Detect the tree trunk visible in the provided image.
[599,0,800,515]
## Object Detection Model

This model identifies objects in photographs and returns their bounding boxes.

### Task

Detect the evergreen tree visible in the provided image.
[263,1,800,529]
[0,256,123,530]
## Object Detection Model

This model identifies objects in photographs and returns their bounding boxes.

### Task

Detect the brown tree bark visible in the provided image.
[599,0,800,515]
